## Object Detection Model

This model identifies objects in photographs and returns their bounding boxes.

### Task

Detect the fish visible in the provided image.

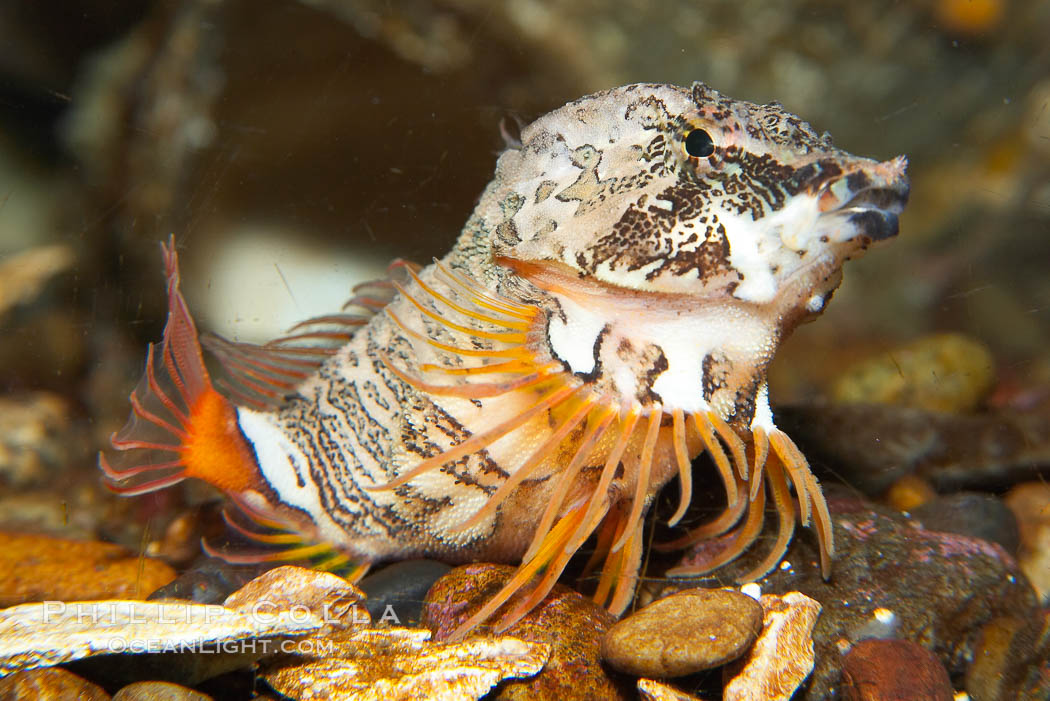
[101,82,909,639]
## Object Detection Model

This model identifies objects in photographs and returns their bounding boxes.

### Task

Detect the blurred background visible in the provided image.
[0,0,1047,549]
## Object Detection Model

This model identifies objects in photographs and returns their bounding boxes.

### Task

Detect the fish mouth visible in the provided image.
[817,155,910,242]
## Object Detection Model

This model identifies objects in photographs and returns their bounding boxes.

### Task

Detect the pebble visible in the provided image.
[145,506,226,568]
[965,612,1050,700]
[637,678,708,701]
[147,558,267,605]
[883,474,937,513]
[0,596,322,684]
[357,558,451,626]
[0,531,175,606]
[112,681,213,700]
[673,486,1038,699]
[841,639,953,701]
[261,626,549,701]
[423,563,628,700]
[775,402,1050,494]
[1003,481,1050,601]
[0,489,100,539]
[601,588,763,678]
[910,492,1020,555]
[223,565,370,631]
[934,0,1004,35]
[0,245,74,320]
[0,667,109,700]
[723,592,821,701]
[830,332,996,413]
[0,392,75,489]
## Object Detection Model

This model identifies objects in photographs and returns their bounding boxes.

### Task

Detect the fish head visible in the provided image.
[492,81,908,308]
[484,82,909,421]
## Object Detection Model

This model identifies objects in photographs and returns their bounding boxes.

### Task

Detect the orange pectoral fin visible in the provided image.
[101,237,262,499]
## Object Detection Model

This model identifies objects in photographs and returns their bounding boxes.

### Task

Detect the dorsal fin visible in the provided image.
[201,264,408,410]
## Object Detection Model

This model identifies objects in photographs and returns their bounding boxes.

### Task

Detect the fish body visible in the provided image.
[103,83,908,637]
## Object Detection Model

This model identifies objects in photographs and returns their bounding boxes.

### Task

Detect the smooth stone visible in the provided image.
[841,639,953,701]
[112,681,213,700]
[672,485,1038,699]
[965,612,1050,700]
[884,474,937,513]
[637,678,709,701]
[1004,482,1050,602]
[775,402,1050,494]
[601,588,763,678]
[0,531,175,606]
[423,563,629,700]
[223,565,369,630]
[0,392,73,490]
[830,332,995,413]
[911,492,1020,555]
[147,557,268,605]
[0,667,110,700]
[357,558,451,626]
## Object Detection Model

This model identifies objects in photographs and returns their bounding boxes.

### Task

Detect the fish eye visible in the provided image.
[684,128,715,158]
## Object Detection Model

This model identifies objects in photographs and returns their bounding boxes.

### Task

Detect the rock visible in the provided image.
[933,0,1005,36]
[261,626,549,701]
[723,592,821,701]
[0,309,88,392]
[1004,482,1050,601]
[358,559,451,626]
[775,402,1050,494]
[145,507,225,568]
[841,639,953,701]
[831,333,996,413]
[0,245,74,321]
[910,492,1020,555]
[0,532,176,606]
[672,487,1038,699]
[0,489,101,540]
[423,563,628,700]
[0,392,77,489]
[0,666,109,700]
[965,612,1050,700]
[223,565,370,631]
[0,597,322,683]
[637,678,709,701]
[602,588,762,678]
[111,681,212,700]
[883,475,937,513]
[147,558,267,605]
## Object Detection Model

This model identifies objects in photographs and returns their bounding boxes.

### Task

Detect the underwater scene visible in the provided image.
[0,1,1048,698]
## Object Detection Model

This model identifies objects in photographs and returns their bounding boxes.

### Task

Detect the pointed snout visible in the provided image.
[818,155,910,241]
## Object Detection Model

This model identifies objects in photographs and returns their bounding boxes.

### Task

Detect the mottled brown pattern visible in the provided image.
[103,82,908,639]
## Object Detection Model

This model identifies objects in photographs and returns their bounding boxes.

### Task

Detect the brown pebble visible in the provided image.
[423,563,627,700]
[884,475,937,513]
[0,666,110,700]
[223,565,370,630]
[112,681,213,701]
[602,588,762,678]
[1004,482,1050,601]
[0,532,175,606]
[842,639,952,701]
[966,613,1050,700]
[831,332,995,413]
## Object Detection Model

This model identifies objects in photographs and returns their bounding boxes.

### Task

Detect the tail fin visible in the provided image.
[100,237,260,497]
